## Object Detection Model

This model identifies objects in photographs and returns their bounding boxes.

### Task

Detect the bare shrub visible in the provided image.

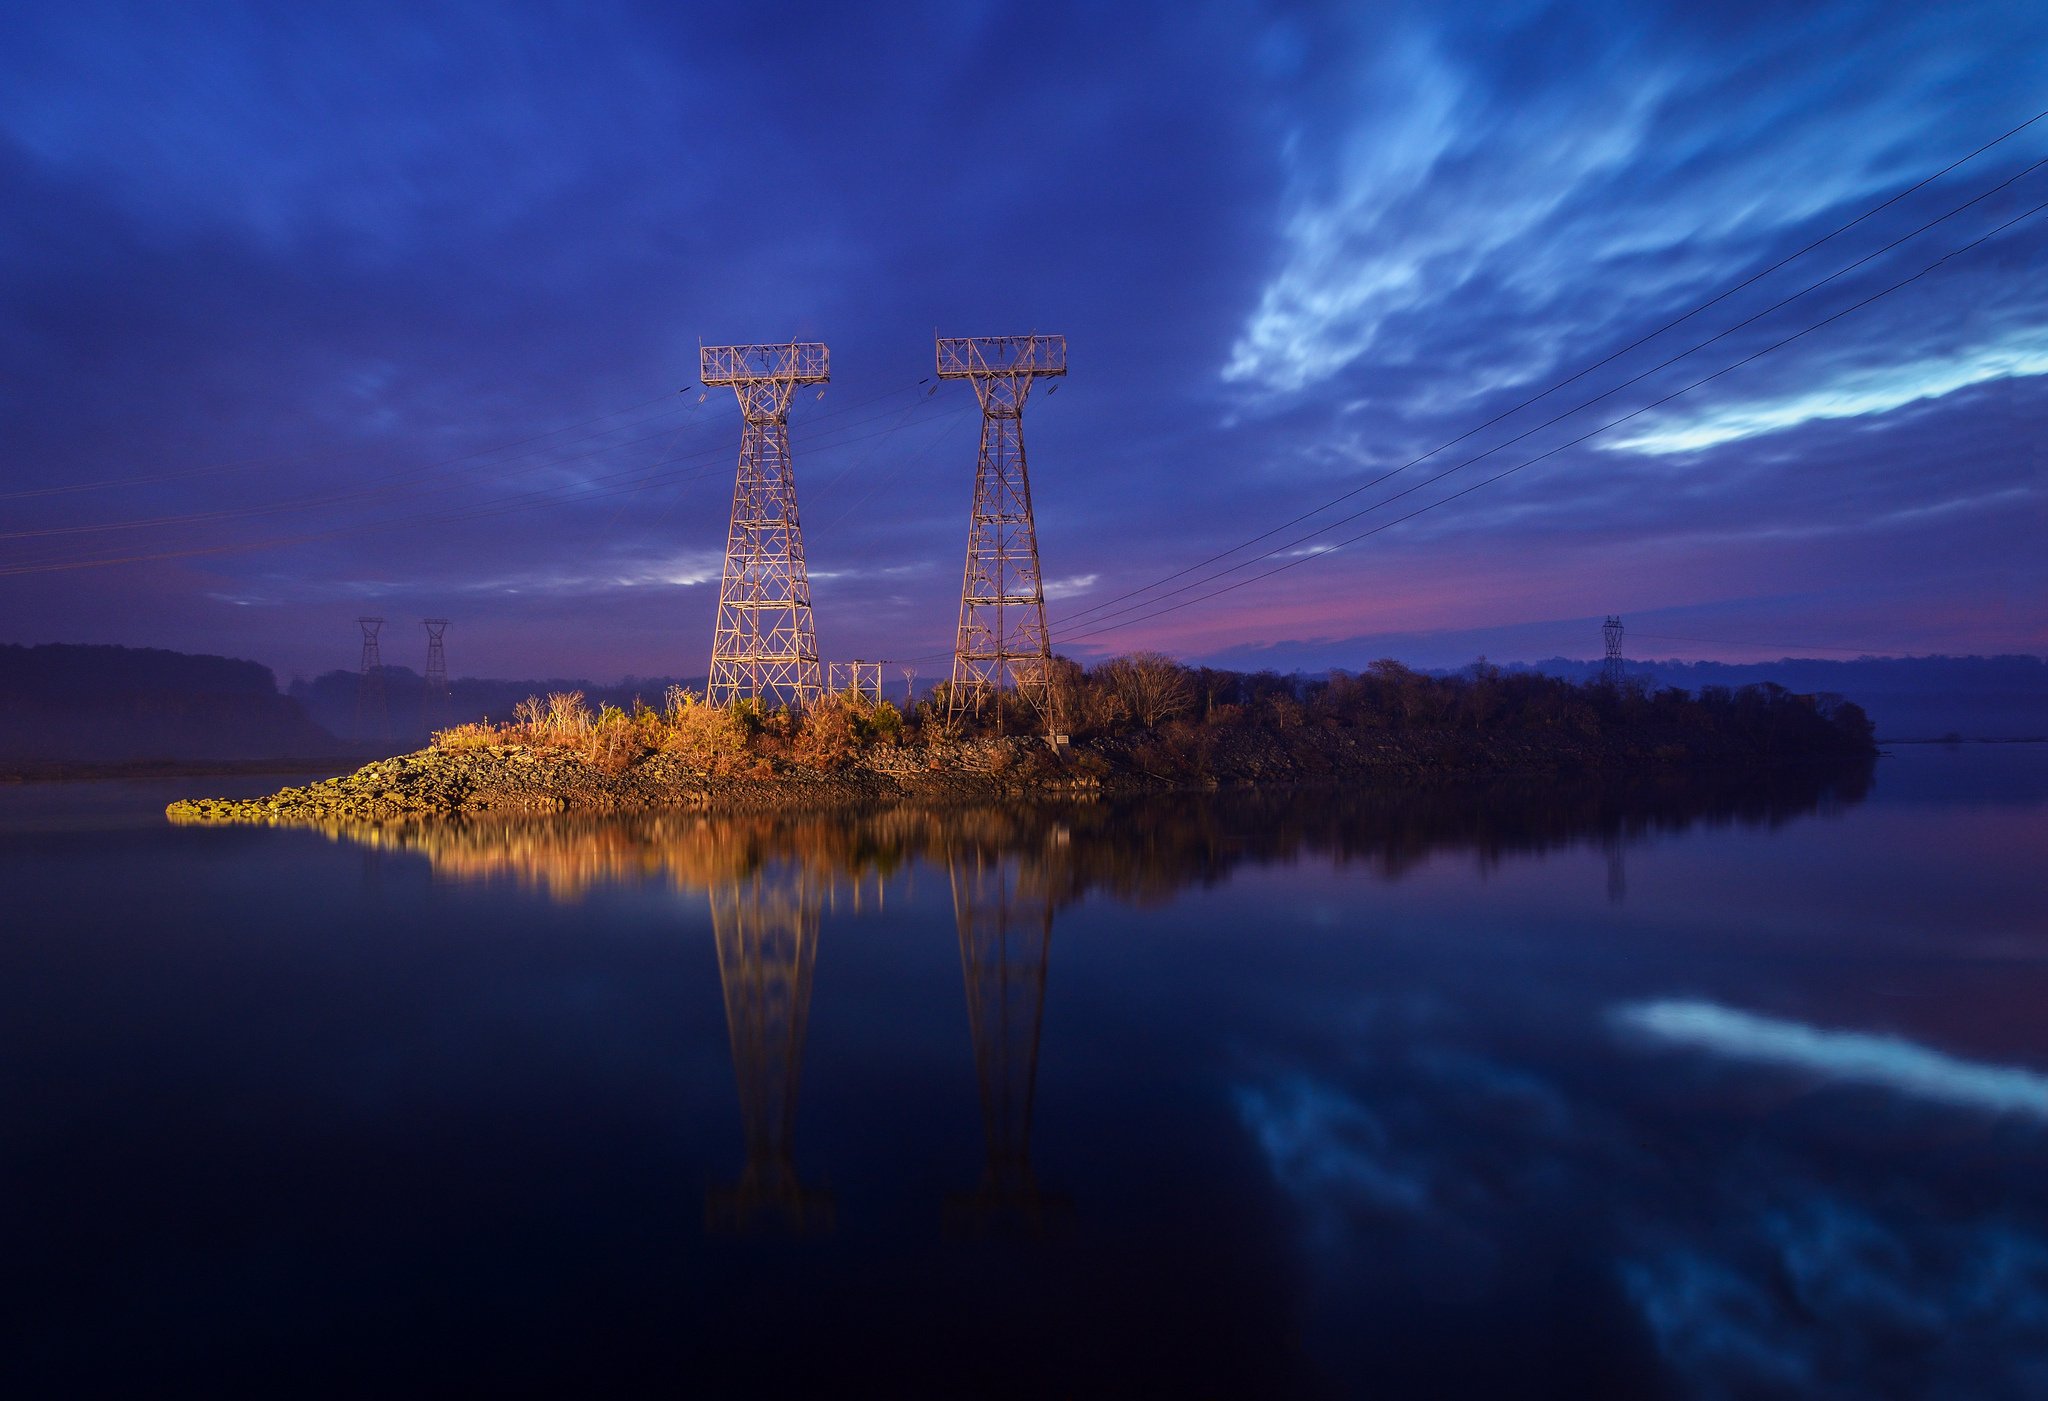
[542,691,592,743]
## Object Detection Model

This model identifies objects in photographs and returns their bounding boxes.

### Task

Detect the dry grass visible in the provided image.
[427,686,905,777]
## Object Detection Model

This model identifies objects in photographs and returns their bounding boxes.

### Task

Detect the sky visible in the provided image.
[0,0,2044,684]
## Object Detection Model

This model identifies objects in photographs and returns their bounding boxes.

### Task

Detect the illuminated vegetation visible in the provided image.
[433,684,906,776]
[429,655,1875,781]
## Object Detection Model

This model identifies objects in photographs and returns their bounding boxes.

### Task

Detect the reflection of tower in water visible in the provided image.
[706,867,833,1234]
[947,839,1067,1233]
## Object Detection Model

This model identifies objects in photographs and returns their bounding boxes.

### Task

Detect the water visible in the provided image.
[3,749,2045,1397]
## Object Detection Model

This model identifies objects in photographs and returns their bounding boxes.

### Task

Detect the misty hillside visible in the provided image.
[0,644,348,763]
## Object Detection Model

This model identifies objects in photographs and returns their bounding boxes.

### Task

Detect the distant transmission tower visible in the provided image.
[421,618,450,734]
[703,342,828,709]
[355,616,388,742]
[939,334,1066,723]
[1603,615,1625,686]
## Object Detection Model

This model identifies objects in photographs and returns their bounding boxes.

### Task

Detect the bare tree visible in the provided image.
[1095,652,1195,728]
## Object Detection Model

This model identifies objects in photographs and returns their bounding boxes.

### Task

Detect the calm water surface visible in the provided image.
[3,748,2045,1397]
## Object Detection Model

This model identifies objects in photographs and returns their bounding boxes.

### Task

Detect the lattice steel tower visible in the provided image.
[1604,615,1625,686]
[706,867,832,1234]
[703,342,828,708]
[354,616,387,742]
[945,833,1068,1235]
[939,334,1066,721]
[421,618,450,733]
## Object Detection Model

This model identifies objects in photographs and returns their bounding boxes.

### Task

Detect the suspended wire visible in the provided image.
[602,401,710,531]
[1055,154,2048,636]
[1051,198,2048,648]
[1055,105,2048,629]
[3,380,931,567]
[0,388,687,502]
[0,403,707,542]
[809,404,973,534]
[803,390,940,504]
[4,403,920,573]
[0,383,959,576]
[2,377,925,546]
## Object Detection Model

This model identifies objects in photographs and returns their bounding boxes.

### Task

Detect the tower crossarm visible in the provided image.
[937,335,1065,418]
[936,335,1066,380]
[702,343,830,422]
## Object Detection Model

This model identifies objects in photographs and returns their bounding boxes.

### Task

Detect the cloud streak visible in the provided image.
[1615,999,2048,1118]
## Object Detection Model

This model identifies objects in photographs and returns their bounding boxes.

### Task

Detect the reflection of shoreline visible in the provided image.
[302,761,1875,904]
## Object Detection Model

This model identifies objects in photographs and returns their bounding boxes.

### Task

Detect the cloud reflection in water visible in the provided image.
[1616,999,2048,1119]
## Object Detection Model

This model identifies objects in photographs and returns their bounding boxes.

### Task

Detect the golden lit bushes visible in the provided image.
[431,684,907,777]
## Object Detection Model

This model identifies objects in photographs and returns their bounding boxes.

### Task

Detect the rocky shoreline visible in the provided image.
[165,719,1872,825]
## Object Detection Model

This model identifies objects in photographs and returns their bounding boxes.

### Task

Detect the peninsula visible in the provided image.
[167,657,1877,824]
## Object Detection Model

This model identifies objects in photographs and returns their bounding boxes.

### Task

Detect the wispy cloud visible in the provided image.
[1041,572,1098,599]
[1605,334,2048,455]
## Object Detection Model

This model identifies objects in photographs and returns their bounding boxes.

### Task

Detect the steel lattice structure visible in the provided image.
[421,618,450,733]
[706,867,833,1234]
[943,832,1075,1236]
[939,334,1066,722]
[354,616,387,742]
[703,342,829,708]
[826,659,883,703]
[1604,615,1626,686]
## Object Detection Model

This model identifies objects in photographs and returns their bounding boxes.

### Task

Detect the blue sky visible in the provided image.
[0,0,2043,681]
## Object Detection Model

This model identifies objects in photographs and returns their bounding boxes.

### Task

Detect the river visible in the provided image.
[3,746,2044,1397]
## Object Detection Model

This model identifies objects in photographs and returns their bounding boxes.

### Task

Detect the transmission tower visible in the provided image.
[706,867,833,1234]
[1603,615,1625,686]
[421,618,450,735]
[703,342,828,709]
[945,840,1066,1235]
[354,617,388,743]
[939,334,1065,723]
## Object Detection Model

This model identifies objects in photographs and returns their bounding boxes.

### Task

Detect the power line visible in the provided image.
[0,401,705,542]
[1059,155,2047,636]
[2,377,928,548]
[1053,198,2048,648]
[1055,106,2048,630]
[0,388,686,502]
[0,381,951,576]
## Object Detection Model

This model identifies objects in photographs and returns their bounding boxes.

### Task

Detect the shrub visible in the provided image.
[586,703,642,774]
[792,693,905,769]
[661,691,753,777]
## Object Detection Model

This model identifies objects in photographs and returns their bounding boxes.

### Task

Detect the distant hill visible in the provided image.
[1505,654,2046,741]
[0,643,347,762]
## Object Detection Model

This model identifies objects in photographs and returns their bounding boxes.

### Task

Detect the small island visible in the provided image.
[167,656,1877,824]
